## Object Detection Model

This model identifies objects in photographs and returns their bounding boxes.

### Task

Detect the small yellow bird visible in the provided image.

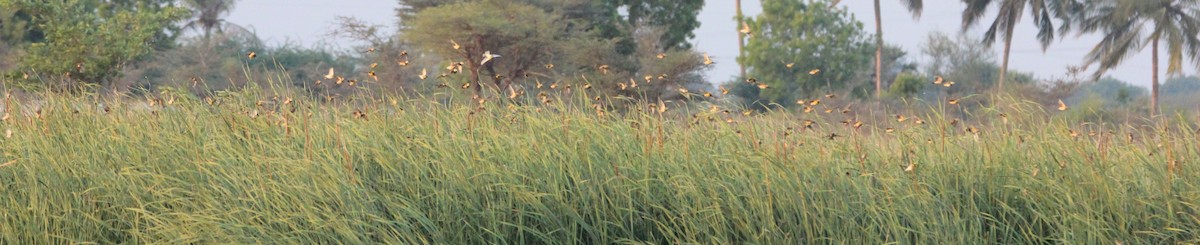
[739,22,752,36]
[247,52,257,59]
[757,83,769,89]
[786,63,795,68]
[934,75,944,85]
[418,68,428,80]
[809,69,821,75]
[1057,99,1068,111]
[720,86,729,95]
[450,39,461,50]
[703,53,714,65]
[949,98,959,105]
[656,53,667,59]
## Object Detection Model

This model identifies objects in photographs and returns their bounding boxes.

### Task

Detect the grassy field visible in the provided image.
[0,86,1198,244]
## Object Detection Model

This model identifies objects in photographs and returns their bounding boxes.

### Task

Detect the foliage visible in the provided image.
[920,32,1035,97]
[594,0,704,51]
[888,72,925,98]
[735,0,872,107]
[1160,75,1200,111]
[0,0,188,86]
[406,0,568,93]
[1066,76,1146,108]
[1162,75,1200,96]
[397,0,704,53]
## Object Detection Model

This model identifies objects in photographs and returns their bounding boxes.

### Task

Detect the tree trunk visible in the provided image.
[736,0,746,79]
[1152,38,1160,116]
[999,22,1015,91]
[873,0,883,99]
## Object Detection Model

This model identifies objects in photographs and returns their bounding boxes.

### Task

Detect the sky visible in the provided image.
[226,0,1184,89]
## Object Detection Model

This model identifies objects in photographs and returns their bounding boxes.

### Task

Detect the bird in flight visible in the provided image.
[481,51,500,65]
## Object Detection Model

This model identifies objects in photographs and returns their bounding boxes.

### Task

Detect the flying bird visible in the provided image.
[481,51,500,65]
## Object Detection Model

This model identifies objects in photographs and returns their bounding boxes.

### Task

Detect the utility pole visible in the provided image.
[736,0,746,79]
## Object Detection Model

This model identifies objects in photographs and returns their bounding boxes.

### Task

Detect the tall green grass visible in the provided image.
[0,87,1197,244]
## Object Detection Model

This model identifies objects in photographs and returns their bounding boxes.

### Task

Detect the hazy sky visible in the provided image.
[227,0,1186,88]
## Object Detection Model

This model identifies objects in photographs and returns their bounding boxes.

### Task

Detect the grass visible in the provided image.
[0,85,1197,244]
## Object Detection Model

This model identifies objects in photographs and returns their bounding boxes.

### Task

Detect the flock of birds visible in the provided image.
[237,36,1075,120]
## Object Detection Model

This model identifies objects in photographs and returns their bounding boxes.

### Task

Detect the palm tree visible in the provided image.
[960,0,1075,90]
[180,0,237,40]
[875,0,921,98]
[1077,0,1200,116]
[830,0,922,98]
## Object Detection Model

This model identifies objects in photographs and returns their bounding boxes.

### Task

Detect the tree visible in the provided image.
[180,0,238,40]
[735,0,872,107]
[921,32,1035,96]
[406,0,567,94]
[871,0,922,98]
[1076,0,1200,116]
[1066,76,1147,108]
[397,0,703,53]
[1,0,188,86]
[960,0,1077,91]
[596,0,704,51]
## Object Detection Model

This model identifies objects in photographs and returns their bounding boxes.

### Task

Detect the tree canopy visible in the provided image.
[1,0,188,86]
[734,0,872,107]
